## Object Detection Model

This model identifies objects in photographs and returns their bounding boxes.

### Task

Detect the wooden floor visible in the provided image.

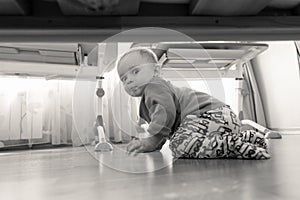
[0,135,300,200]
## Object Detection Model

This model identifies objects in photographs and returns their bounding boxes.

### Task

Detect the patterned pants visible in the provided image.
[169,106,271,159]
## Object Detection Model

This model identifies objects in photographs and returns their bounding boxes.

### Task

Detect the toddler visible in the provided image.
[117,47,270,159]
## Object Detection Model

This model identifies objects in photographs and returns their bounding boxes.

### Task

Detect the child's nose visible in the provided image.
[125,79,133,85]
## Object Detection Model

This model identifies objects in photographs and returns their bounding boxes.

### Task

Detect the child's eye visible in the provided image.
[121,76,127,83]
[132,69,139,75]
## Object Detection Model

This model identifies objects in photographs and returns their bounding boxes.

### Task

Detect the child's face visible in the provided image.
[118,53,157,97]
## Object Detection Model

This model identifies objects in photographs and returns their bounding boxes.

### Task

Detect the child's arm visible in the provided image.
[126,133,165,155]
[142,83,177,138]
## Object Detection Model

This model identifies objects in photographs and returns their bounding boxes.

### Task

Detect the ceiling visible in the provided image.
[134,42,268,79]
[1,0,300,16]
[0,1,294,79]
[1,0,300,41]
[0,41,268,80]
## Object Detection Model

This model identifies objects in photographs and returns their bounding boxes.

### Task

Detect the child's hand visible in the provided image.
[126,138,143,156]
[135,124,146,134]
[126,138,157,156]
[126,134,165,156]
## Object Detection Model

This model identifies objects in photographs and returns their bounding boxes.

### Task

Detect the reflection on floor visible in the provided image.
[0,135,299,200]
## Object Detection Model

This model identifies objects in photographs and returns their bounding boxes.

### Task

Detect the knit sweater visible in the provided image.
[139,77,226,137]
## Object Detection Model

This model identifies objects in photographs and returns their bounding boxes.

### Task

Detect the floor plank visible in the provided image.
[0,135,299,200]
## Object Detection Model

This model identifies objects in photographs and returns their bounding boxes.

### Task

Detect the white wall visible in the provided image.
[252,41,300,133]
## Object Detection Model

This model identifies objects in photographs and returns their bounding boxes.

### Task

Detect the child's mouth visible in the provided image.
[130,86,138,92]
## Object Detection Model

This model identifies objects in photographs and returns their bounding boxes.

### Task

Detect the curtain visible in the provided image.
[46,80,83,146]
[0,78,79,147]
[101,68,139,143]
[99,42,140,143]
[72,42,139,144]
[71,68,139,145]
[294,41,300,78]
[0,43,140,148]
[240,62,267,130]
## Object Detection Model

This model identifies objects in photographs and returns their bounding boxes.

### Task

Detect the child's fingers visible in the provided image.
[126,139,141,153]
[126,139,138,151]
[130,146,145,157]
[135,125,145,134]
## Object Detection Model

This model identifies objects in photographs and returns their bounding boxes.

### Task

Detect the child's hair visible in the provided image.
[116,47,159,70]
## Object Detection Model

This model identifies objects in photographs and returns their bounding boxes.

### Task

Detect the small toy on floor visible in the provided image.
[94,115,113,152]
[94,76,113,152]
[95,126,113,152]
